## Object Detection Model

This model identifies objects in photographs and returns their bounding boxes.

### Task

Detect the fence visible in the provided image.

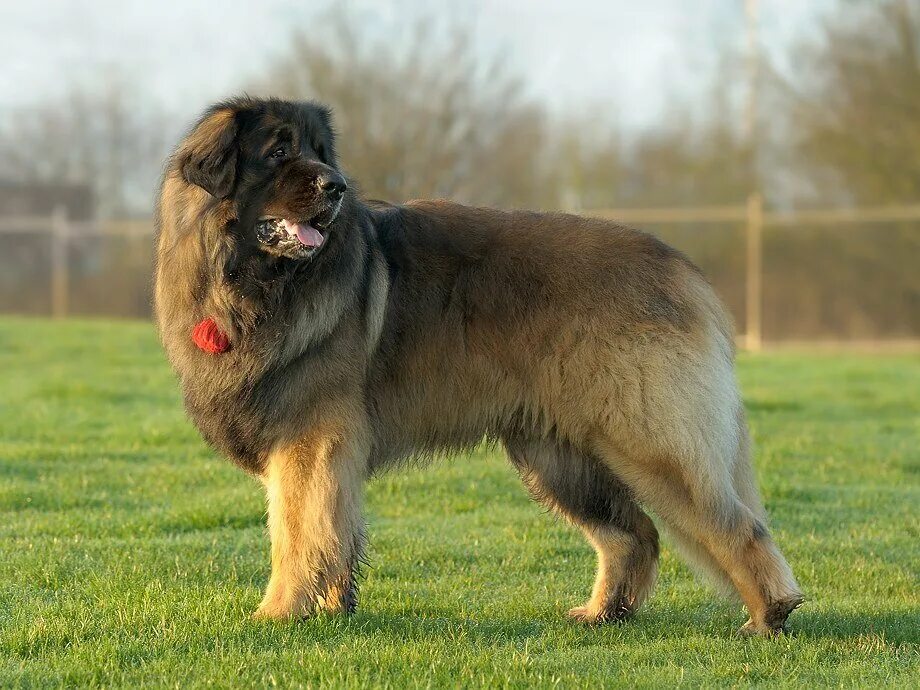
[587,196,920,350]
[0,213,153,319]
[2,201,919,349]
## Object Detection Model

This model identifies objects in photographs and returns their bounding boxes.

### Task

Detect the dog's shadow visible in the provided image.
[236,602,918,648]
[788,608,918,645]
[323,605,919,646]
[343,609,549,643]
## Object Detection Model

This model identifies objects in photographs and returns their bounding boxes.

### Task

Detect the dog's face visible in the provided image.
[179,98,349,261]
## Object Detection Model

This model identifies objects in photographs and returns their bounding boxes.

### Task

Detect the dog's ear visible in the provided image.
[180,107,239,199]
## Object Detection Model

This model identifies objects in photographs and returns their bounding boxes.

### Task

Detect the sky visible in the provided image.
[1,0,837,134]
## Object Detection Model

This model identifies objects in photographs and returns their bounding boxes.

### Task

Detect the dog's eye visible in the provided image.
[268,147,286,160]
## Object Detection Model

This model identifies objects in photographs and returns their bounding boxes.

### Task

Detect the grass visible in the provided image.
[0,316,917,688]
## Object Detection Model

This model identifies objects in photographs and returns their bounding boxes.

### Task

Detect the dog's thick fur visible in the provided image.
[155,97,802,635]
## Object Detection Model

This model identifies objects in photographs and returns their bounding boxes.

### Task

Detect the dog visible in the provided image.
[154,96,802,635]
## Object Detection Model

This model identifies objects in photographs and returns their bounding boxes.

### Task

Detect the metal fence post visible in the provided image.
[51,206,69,318]
[745,192,763,351]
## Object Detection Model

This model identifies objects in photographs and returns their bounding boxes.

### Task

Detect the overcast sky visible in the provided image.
[2,0,836,133]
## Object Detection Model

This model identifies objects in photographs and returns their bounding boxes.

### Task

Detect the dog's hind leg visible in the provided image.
[504,436,659,624]
[585,332,803,636]
[593,437,802,636]
[253,423,368,620]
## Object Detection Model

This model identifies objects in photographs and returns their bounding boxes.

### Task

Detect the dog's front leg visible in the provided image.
[253,424,367,620]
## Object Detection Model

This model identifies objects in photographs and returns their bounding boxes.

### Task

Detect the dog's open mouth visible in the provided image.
[256,214,329,252]
[256,201,342,255]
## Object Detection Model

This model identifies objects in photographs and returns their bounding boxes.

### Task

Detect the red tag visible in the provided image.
[192,318,231,354]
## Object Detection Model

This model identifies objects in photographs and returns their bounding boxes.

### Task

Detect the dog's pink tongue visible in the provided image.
[281,218,324,248]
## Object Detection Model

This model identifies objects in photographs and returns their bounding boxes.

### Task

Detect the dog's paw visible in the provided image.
[737,596,804,638]
[252,604,295,622]
[252,597,312,622]
[567,599,634,625]
[567,605,595,623]
[736,618,781,638]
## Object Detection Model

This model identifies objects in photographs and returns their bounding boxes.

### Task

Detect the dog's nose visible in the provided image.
[317,171,347,200]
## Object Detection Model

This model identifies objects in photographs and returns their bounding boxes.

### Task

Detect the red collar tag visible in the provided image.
[192,318,231,354]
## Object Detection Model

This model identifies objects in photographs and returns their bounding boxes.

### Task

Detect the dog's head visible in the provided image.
[177,97,350,261]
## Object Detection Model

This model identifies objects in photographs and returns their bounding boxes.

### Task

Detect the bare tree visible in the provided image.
[0,73,172,217]
[782,0,920,204]
[255,11,560,209]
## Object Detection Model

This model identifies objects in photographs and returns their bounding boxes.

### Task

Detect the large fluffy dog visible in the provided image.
[155,97,802,635]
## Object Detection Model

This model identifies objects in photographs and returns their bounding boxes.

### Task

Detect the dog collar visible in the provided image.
[192,317,231,354]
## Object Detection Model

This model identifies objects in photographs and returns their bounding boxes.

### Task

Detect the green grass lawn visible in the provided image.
[0,317,917,688]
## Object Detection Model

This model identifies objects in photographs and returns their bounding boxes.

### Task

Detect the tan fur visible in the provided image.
[568,525,659,624]
[156,100,803,636]
[254,414,368,619]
